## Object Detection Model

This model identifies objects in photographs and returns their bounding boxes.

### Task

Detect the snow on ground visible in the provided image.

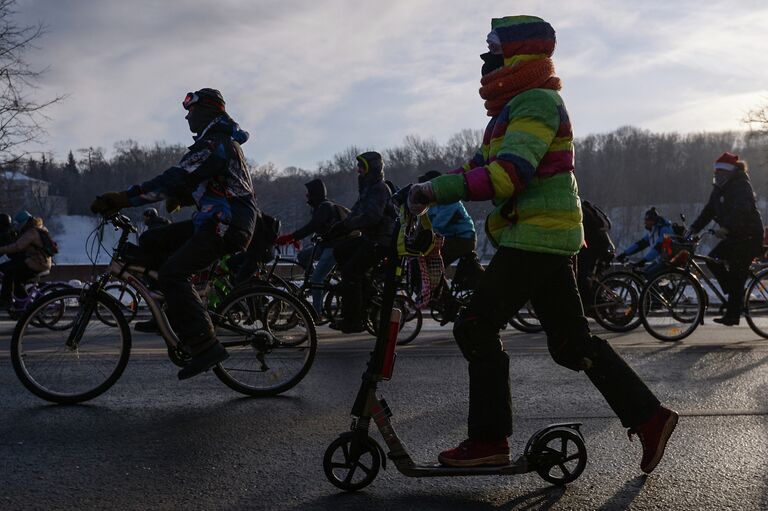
[47,215,134,265]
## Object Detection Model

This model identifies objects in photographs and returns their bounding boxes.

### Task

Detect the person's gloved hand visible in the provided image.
[408,182,434,215]
[90,191,129,215]
[615,252,627,263]
[714,227,729,239]
[275,234,295,246]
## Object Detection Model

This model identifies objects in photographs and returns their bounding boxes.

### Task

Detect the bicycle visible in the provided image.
[638,231,768,341]
[0,269,73,328]
[587,259,644,332]
[10,214,318,404]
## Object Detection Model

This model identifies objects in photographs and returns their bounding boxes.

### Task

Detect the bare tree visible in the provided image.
[0,0,63,165]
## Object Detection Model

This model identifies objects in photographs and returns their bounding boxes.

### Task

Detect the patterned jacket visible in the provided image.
[429,17,582,255]
[125,115,257,237]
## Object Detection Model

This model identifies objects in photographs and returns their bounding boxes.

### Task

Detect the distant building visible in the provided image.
[0,170,68,216]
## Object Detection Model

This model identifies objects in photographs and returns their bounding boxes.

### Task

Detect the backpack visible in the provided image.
[582,201,611,231]
[581,201,615,257]
[37,228,59,257]
[244,211,281,263]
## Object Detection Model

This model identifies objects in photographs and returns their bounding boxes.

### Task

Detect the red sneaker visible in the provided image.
[438,438,510,467]
[628,405,679,473]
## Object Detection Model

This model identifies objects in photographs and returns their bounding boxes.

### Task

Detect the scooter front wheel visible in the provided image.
[323,433,381,491]
[530,428,587,485]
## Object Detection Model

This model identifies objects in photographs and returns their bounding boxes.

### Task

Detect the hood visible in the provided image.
[304,178,327,207]
[194,114,250,145]
[491,15,556,68]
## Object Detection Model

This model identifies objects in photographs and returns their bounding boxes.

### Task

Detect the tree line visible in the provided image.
[1,126,766,241]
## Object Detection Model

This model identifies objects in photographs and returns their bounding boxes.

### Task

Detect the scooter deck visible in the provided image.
[397,457,529,477]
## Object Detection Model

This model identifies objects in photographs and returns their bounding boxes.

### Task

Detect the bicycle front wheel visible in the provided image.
[11,288,132,404]
[744,268,768,338]
[640,270,704,342]
[213,286,317,396]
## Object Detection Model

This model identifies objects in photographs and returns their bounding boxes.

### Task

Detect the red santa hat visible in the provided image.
[714,152,739,172]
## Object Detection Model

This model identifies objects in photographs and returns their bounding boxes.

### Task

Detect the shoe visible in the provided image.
[712,316,740,326]
[135,317,160,333]
[177,342,229,380]
[628,405,679,474]
[438,438,510,467]
[329,319,366,333]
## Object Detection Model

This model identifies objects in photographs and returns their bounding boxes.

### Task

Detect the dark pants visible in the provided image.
[0,259,36,302]
[139,220,250,354]
[333,237,388,324]
[707,239,762,318]
[457,247,660,440]
[442,236,476,267]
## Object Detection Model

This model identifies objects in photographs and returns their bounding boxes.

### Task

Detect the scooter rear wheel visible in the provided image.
[323,434,381,491]
[530,428,587,485]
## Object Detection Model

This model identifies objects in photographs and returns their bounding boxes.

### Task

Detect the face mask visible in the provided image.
[713,171,731,188]
[480,52,504,76]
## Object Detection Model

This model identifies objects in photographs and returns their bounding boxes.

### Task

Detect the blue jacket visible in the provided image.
[427,202,475,239]
[125,115,257,236]
[624,217,675,263]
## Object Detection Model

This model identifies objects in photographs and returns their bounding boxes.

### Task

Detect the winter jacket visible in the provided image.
[623,217,675,263]
[125,115,258,238]
[340,169,397,246]
[690,172,764,242]
[429,17,582,256]
[292,179,350,246]
[145,216,171,230]
[0,226,52,272]
[427,202,475,240]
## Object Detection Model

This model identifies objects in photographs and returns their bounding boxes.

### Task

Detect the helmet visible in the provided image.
[143,208,159,219]
[14,210,32,225]
[0,213,11,229]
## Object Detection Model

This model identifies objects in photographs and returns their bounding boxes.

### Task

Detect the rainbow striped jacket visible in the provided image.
[431,87,584,256]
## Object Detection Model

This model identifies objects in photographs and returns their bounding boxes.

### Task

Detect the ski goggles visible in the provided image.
[182,92,225,111]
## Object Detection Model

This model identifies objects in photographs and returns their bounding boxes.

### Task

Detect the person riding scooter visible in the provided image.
[408,15,677,474]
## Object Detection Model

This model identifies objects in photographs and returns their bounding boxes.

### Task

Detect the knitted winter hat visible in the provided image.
[714,152,739,172]
[489,15,557,66]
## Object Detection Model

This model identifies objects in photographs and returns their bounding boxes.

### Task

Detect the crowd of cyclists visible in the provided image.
[5,13,768,479]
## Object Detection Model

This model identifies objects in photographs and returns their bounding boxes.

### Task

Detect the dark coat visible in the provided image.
[691,172,764,242]
[341,170,397,246]
[292,179,349,246]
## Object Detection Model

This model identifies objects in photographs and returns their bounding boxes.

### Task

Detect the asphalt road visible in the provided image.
[1,318,767,510]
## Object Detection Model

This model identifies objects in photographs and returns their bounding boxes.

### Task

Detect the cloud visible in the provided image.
[12,0,768,170]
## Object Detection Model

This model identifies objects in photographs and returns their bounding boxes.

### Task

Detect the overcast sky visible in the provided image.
[16,0,768,170]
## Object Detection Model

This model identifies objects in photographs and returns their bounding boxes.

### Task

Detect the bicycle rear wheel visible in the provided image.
[744,268,768,338]
[640,270,704,341]
[99,282,139,325]
[592,276,640,332]
[11,288,132,404]
[213,286,317,396]
[509,301,543,333]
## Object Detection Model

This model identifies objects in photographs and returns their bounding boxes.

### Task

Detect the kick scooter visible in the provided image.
[323,200,588,491]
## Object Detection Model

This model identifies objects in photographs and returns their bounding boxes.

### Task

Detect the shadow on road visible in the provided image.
[596,475,647,510]
[285,485,566,511]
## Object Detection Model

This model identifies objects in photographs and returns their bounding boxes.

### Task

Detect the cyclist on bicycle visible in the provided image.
[687,152,764,325]
[89,88,257,380]
[408,16,677,473]
[0,211,53,309]
[616,207,674,278]
[418,171,477,267]
[275,178,349,315]
[578,200,615,313]
[327,151,396,333]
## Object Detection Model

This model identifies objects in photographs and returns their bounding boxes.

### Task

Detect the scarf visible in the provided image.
[479,58,562,116]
